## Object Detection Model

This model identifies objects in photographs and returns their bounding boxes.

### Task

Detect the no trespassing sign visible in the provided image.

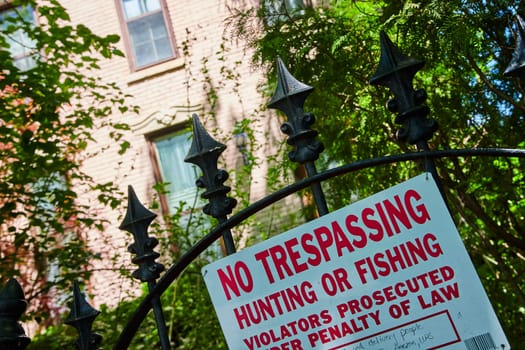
[202,173,509,350]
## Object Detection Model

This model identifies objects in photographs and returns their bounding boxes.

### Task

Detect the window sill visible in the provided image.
[127,57,185,85]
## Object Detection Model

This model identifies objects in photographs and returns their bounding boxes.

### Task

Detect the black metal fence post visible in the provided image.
[185,114,238,255]
[65,283,102,350]
[370,31,444,196]
[0,279,30,350]
[119,186,170,350]
[268,57,329,216]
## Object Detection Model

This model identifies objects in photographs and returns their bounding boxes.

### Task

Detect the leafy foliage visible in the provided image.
[9,0,525,348]
[0,0,135,325]
[28,196,227,349]
[231,0,525,347]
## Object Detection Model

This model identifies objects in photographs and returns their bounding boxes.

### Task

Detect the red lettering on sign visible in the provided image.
[405,189,431,224]
[313,225,333,262]
[336,265,455,318]
[346,214,366,248]
[233,281,318,329]
[355,233,443,284]
[285,238,308,274]
[217,261,253,300]
[302,233,322,267]
[252,189,432,284]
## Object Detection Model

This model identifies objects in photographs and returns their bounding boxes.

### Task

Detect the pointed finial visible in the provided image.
[267,57,314,116]
[267,57,324,163]
[184,114,237,220]
[370,31,424,83]
[370,31,437,145]
[370,31,425,110]
[65,283,102,350]
[119,185,157,232]
[184,113,227,168]
[504,15,525,78]
[0,278,30,349]
[184,114,237,254]
[120,186,164,282]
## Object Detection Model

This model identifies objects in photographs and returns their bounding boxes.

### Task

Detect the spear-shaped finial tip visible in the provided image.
[0,278,25,301]
[184,113,226,165]
[65,283,100,325]
[267,56,313,112]
[65,283,102,350]
[119,185,157,232]
[370,31,424,86]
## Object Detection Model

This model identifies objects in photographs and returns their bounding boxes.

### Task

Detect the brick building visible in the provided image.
[0,0,322,315]
[4,0,322,310]
[59,0,289,306]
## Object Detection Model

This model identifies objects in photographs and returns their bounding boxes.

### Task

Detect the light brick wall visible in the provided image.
[57,0,289,306]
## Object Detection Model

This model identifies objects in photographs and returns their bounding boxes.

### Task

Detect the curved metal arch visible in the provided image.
[114,147,525,349]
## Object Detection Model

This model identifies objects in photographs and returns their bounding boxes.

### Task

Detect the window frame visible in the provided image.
[146,125,201,216]
[114,0,178,72]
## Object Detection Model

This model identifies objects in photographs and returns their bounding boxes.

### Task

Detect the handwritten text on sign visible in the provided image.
[202,174,509,350]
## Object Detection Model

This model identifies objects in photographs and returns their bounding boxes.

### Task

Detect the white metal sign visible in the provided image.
[202,173,509,350]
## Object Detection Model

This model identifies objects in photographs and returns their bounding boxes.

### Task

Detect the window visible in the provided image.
[0,4,37,70]
[150,129,223,256]
[263,0,306,26]
[150,130,201,213]
[116,0,176,70]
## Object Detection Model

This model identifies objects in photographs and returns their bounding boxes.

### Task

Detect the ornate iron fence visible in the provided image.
[2,17,525,350]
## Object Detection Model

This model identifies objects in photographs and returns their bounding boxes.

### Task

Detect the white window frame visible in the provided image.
[115,0,177,71]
